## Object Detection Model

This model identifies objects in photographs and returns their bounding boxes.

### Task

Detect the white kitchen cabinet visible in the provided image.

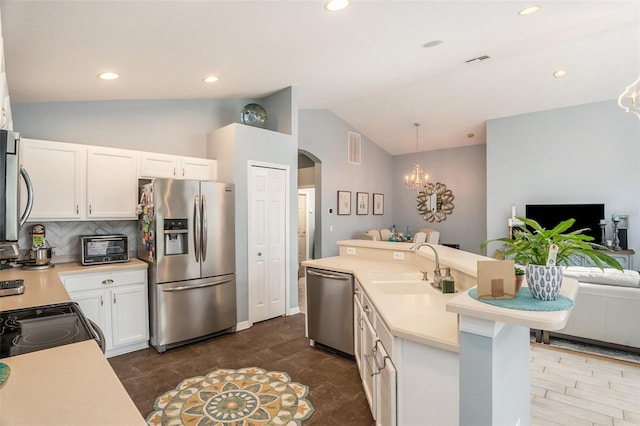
[86,146,138,219]
[62,267,149,358]
[354,281,397,425]
[21,138,85,220]
[139,151,217,181]
[21,140,137,220]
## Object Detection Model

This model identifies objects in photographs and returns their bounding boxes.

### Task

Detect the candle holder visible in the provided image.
[600,223,607,246]
[612,218,622,251]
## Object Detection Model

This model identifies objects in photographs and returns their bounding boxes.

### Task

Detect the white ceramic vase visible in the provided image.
[526,264,563,301]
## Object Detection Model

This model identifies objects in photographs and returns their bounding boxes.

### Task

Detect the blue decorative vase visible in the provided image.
[526,264,563,301]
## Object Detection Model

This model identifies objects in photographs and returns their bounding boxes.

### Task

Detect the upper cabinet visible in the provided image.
[139,152,216,181]
[21,138,217,221]
[21,139,85,220]
[86,147,138,219]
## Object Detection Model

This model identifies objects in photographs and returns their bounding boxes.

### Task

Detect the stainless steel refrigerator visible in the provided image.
[138,178,236,353]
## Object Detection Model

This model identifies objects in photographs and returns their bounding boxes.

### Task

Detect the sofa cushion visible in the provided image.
[563,266,640,288]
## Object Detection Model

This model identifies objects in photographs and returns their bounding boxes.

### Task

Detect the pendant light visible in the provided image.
[404,123,428,191]
[618,73,640,120]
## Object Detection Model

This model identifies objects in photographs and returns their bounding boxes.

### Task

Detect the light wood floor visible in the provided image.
[530,344,640,425]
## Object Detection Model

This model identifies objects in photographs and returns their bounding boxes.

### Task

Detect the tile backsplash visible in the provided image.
[19,221,138,263]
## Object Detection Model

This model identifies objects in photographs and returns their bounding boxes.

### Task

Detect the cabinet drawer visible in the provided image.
[362,291,375,324]
[62,269,146,292]
[354,279,364,303]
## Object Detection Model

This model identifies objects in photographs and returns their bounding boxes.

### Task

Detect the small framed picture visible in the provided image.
[337,190,351,215]
[373,193,384,215]
[357,192,369,215]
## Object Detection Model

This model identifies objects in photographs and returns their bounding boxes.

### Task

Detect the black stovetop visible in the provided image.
[0,302,96,358]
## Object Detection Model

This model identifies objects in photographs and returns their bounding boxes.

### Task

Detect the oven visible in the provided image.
[0,302,104,358]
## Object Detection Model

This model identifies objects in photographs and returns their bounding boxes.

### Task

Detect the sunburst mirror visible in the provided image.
[416,182,455,222]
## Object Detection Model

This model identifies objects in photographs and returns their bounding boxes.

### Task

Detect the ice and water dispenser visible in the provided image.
[164,218,188,255]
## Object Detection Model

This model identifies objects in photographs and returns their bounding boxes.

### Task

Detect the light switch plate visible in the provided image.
[393,252,405,260]
[346,247,356,255]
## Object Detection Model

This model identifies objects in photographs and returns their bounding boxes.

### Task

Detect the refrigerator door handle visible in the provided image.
[201,195,208,262]
[161,279,232,292]
[194,194,201,262]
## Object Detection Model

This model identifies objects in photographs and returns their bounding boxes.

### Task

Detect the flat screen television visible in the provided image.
[525,203,605,241]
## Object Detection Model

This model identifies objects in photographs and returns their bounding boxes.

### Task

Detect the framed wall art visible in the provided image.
[373,193,384,215]
[337,190,351,215]
[357,192,369,215]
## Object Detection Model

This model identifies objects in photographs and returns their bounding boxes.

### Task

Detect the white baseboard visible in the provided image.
[287,306,301,315]
[236,320,251,332]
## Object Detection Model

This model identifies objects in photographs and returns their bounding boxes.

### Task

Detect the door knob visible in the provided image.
[257,252,262,256]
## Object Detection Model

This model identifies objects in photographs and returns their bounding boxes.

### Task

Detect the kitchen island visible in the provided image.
[303,240,578,426]
[0,260,147,426]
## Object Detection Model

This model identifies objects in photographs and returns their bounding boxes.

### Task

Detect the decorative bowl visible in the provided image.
[241,103,267,128]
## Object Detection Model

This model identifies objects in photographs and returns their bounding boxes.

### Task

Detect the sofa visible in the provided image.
[541,267,640,351]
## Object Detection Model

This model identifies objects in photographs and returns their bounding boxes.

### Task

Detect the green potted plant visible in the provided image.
[515,266,525,292]
[481,217,622,300]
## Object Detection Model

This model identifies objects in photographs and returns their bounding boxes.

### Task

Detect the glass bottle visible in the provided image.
[442,267,455,294]
[405,226,412,242]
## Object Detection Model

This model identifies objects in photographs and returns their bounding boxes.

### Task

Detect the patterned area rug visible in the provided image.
[146,367,314,426]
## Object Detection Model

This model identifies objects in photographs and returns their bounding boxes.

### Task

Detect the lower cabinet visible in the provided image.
[354,279,397,425]
[62,267,149,357]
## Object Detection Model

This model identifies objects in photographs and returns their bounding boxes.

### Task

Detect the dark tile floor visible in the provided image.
[108,313,374,425]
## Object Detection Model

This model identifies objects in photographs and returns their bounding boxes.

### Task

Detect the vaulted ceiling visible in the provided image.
[1,1,638,155]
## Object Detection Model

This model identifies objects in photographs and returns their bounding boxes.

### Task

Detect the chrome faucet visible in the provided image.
[411,242,443,289]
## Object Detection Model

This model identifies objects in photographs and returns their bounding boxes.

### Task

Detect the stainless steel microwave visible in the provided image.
[81,234,129,265]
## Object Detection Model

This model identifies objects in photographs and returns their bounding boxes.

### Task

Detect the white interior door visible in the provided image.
[249,164,287,323]
[297,193,308,264]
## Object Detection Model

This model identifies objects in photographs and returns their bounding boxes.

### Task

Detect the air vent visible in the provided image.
[466,55,491,63]
[347,131,361,165]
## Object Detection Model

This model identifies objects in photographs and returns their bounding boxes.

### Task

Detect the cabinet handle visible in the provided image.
[173,167,176,176]
[113,294,116,304]
[364,353,380,377]
[89,204,92,214]
[102,279,114,285]
[100,295,103,306]
[76,205,79,214]
[354,288,360,294]
[182,168,185,177]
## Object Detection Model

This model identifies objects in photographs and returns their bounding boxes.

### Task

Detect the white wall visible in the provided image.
[298,109,395,257]
[392,144,487,253]
[486,100,640,267]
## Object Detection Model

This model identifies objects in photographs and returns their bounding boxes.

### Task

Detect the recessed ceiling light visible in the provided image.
[553,69,567,78]
[423,40,443,49]
[203,76,220,83]
[324,0,350,12]
[98,72,119,80]
[519,6,541,16]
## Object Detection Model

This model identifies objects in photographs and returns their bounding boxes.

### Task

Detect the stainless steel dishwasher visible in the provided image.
[306,267,354,356]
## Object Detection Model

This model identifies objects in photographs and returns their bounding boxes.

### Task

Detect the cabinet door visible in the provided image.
[21,139,84,220]
[86,147,137,219]
[354,294,363,372]
[139,152,178,178]
[68,289,109,348]
[179,157,216,180]
[361,312,377,420]
[375,341,397,426]
[609,253,632,270]
[110,283,149,348]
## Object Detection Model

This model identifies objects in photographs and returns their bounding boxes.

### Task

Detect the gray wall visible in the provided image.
[298,109,395,257]
[392,144,487,253]
[12,98,256,157]
[486,100,640,267]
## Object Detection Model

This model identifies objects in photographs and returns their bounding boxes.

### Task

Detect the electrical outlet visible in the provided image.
[346,247,356,255]
[393,252,405,260]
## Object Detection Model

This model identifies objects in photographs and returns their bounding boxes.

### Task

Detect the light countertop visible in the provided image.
[0,259,148,425]
[304,240,578,352]
[0,341,146,426]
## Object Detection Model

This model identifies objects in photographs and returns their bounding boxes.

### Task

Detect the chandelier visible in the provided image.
[404,123,428,190]
[618,73,640,120]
